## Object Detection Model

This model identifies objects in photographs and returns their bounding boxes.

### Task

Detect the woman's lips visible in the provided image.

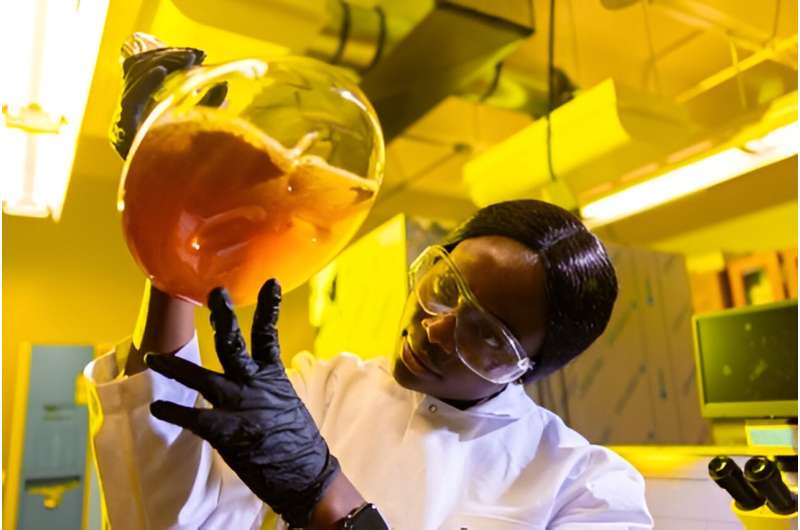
[402,338,442,377]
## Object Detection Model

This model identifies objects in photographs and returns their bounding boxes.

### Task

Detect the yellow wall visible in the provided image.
[2,168,316,470]
[651,200,797,256]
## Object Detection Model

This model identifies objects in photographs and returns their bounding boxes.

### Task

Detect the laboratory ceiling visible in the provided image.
[73,0,797,205]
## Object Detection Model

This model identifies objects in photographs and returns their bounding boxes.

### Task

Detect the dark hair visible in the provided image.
[441,199,618,382]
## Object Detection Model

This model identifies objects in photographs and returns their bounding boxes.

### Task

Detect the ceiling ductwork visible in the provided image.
[356,1,535,141]
[463,78,702,207]
[461,0,798,211]
[171,0,535,141]
[84,0,794,211]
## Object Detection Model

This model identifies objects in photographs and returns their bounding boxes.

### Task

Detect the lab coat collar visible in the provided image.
[415,382,535,421]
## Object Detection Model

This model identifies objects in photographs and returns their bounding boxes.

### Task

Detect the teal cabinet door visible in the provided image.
[16,345,94,530]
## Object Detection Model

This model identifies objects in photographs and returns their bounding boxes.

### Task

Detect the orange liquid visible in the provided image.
[120,108,377,306]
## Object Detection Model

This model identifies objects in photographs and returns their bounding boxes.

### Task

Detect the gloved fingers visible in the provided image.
[123,47,205,81]
[112,46,208,160]
[123,63,168,114]
[198,82,228,108]
[150,400,231,445]
[252,278,282,365]
[114,65,167,159]
[144,48,206,80]
[156,47,206,68]
[145,353,232,408]
[208,287,259,380]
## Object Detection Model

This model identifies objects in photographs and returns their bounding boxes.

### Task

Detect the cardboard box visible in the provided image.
[635,248,683,444]
[727,252,787,307]
[781,248,797,299]
[689,270,732,314]
[653,252,711,444]
[596,246,659,444]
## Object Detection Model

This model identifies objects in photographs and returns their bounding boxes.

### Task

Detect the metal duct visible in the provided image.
[456,62,577,117]
[171,0,535,140]
[358,1,535,141]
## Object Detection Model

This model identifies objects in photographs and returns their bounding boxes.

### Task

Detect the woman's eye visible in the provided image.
[434,277,458,302]
[484,336,501,348]
[477,327,501,348]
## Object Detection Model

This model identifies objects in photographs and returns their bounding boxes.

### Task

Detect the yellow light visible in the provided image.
[581,122,799,227]
[743,122,799,154]
[0,0,110,221]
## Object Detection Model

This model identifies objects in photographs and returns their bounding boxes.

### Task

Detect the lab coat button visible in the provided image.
[428,404,438,413]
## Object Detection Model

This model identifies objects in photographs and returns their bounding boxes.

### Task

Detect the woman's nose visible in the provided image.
[421,313,456,353]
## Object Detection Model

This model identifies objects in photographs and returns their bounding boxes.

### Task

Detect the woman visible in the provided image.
[86,46,653,530]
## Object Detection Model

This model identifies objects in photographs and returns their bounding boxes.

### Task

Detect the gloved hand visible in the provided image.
[110,46,228,159]
[144,279,340,528]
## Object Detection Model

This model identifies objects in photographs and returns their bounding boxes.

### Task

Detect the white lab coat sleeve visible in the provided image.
[547,447,654,530]
[285,351,349,427]
[84,337,267,530]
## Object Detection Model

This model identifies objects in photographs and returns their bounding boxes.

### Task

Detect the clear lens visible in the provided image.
[455,304,529,384]
[417,261,460,315]
[414,254,460,314]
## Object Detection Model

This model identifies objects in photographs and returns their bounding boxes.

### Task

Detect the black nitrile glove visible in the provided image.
[145,279,340,528]
[110,46,228,159]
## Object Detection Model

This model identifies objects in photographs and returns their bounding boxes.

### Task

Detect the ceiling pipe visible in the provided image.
[357,1,535,141]
[172,0,536,142]
[676,34,798,103]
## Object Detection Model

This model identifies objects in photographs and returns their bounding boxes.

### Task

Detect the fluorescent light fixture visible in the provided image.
[581,122,799,227]
[0,0,110,221]
[743,122,798,154]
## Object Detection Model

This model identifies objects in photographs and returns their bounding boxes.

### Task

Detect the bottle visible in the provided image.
[115,34,385,306]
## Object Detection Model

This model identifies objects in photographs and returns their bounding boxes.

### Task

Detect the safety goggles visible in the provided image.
[405,245,533,384]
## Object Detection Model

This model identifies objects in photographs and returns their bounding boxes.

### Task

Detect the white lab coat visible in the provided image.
[85,336,654,530]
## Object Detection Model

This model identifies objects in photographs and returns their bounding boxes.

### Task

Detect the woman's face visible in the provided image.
[393,235,548,404]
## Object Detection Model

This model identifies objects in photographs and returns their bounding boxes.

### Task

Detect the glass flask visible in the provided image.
[118,38,385,306]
